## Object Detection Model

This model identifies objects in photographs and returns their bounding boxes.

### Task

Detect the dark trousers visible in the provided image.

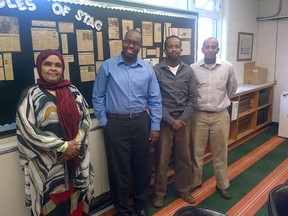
[154,120,192,196]
[103,112,151,216]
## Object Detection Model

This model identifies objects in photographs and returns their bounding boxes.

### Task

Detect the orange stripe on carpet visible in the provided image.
[153,136,286,216]
[226,158,288,216]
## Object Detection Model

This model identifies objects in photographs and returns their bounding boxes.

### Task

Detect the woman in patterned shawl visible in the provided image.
[16,49,94,216]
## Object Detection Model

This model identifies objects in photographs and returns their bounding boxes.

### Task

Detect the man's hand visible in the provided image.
[171,119,185,131]
[58,140,80,163]
[149,130,160,144]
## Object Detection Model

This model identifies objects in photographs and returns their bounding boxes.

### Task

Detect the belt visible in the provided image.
[107,111,146,119]
[197,110,216,113]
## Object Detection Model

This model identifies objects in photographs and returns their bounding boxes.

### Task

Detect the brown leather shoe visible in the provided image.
[216,187,232,200]
[180,192,196,204]
[152,195,164,208]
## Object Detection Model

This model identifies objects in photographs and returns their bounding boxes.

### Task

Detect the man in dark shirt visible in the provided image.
[152,35,198,208]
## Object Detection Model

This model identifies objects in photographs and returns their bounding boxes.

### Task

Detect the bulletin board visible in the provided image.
[0,0,197,134]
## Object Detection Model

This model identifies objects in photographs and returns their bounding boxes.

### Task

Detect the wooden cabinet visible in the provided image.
[228,83,274,145]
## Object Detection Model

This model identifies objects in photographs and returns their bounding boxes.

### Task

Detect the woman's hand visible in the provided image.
[58,140,80,163]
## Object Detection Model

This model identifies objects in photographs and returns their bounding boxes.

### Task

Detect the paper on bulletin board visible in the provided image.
[154,23,162,43]
[108,17,120,39]
[3,53,14,80]
[109,40,122,57]
[58,22,74,33]
[96,32,104,60]
[32,20,56,28]
[164,23,171,41]
[0,67,4,80]
[142,47,147,59]
[181,41,191,55]
[63,54,74,80]
[31,28,59,50]
[78,52,95,65]
[80,65,96,82]
[0,54,4,80]
[138,47,142,58]
[61,34,68,54]
[156,47,160,58]
[147,49,156,56]
[179,28,191,39]
[122,20,134,39]
[0,16,21,52]
[76,29,94,52]
[142,21,153,47]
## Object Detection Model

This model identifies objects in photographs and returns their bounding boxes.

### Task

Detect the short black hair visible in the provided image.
[164,35,181,49]
[124,29,142,41]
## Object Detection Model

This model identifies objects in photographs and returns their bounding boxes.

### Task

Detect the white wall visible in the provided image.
[220,0,260,84]
[257,0,288,122]
[221,0,287,122]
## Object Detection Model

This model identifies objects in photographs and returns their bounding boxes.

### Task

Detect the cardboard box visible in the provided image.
[244,62,267,84]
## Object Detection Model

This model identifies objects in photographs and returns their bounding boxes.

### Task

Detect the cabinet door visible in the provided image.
[89,129,110,197]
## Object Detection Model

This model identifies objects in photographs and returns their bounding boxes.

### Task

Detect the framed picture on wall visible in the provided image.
[237,32,254,61]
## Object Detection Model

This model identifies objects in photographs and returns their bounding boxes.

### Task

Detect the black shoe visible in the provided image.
[136,209,149,216]
[216,187,232,200]
[190,184,202,192]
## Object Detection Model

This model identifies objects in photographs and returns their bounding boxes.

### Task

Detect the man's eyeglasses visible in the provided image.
[123,39,142,47]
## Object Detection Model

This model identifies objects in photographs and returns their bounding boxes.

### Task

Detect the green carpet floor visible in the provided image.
[145,125,288,215]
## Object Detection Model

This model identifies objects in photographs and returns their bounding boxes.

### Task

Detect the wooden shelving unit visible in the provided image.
[228,83,274,145]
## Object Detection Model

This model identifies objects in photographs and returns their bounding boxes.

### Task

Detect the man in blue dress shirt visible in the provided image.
[92,29,162,216]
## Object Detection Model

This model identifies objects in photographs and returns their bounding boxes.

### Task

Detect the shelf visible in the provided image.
[256,121,271,130]
[228,138,237,145]
[228,83,274,146]
[258,103,272,110]
[237,128,255,140]
[238,109,257,118]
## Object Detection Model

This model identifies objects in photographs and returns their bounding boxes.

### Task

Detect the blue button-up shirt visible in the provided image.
[92,53,162,131]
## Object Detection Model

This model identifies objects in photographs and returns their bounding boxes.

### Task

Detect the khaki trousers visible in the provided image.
[154,120,192,196]
[190,109,230,190]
